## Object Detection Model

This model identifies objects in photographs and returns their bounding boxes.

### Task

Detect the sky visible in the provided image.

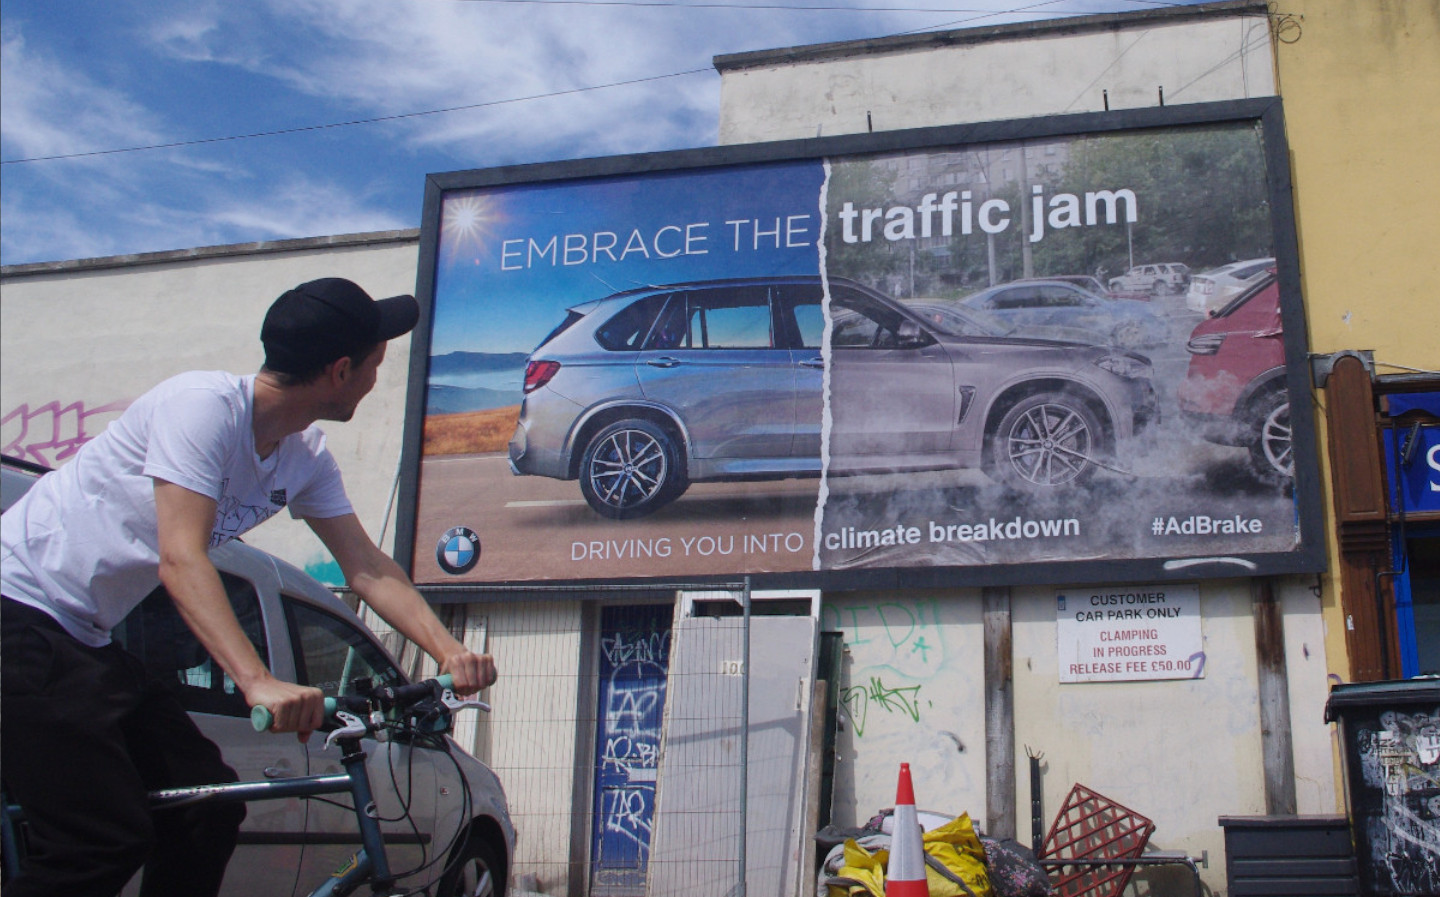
[0,0,1207,267]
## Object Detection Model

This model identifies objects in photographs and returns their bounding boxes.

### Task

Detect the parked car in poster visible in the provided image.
[1108,262,1191,296]
[507,276,1158,518]
[954,279,1168,348]
[1175,274,1292,481]
[1184,257,1275,314]
[1017,274,1118,298]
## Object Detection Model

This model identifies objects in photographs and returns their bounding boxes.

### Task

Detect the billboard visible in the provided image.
[397,99,1326,592]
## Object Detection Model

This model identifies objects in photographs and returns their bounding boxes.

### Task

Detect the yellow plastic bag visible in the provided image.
[921,813,993,897]
[826,814,993,897]
[826,839,888,897]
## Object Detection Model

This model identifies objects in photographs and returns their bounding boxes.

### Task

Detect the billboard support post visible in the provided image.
[737,575,751,897]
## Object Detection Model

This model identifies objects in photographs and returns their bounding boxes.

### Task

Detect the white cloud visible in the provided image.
[201,177,411,241]
[0,25,166,162]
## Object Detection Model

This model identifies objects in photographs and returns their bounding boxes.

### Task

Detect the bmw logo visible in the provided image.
[436,526,481,575]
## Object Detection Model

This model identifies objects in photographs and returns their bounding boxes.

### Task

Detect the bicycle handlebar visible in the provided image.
[250,673,456,733]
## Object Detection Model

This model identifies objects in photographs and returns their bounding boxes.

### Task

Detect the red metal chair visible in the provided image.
[1036,784,1156,897]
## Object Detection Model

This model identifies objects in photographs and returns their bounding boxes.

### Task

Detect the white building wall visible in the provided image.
[0,233,420,582]
[717,8,1275,143]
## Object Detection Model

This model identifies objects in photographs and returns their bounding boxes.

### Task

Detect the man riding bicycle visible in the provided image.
[0,278,498,896]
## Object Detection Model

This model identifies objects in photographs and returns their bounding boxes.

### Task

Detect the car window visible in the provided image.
[1041,286,1084,307]
[285,599,405,699]
[595,294,670,351]
[911,306,998,338]
[775,284,824,349]
[830,288,928,349]
[536,310,585,351]
[111,572,268,718]
[991,288,1042,310]
[670,287,774,349]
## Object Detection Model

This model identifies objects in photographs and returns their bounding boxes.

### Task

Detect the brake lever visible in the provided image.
[440,687,491,714]
[325,710,368,749]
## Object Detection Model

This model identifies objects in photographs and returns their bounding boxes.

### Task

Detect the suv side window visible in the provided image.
[111,572,267,718]
[684,287,773,349]
[595,294,670,351]
[774,283,824,349]
[284,598,403,699]
[830,288,931,349]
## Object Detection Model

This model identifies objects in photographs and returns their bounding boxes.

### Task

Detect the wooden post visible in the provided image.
[984,586,1016,839]
[1253,578,1297,815]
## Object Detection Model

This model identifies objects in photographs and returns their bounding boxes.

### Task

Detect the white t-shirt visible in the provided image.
[1,371,353,646]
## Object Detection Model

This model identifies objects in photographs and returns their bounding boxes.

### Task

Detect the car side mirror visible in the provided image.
[896,320,930,348]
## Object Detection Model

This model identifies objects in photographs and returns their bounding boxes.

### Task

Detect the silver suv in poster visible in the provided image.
[507,277,1158,518]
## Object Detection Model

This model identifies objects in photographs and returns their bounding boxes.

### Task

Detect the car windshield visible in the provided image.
[902,302,1007,338]
[1212,274,1277,318]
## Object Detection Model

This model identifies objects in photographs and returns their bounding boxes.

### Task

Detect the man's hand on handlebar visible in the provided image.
[438,649,498,696]
[246,676,326,740]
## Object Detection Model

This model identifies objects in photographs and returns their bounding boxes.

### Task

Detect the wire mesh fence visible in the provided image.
[362,587,826,897]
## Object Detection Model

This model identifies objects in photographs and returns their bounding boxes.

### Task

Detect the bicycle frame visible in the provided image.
[3,675,484,895]
[5,735,402,897]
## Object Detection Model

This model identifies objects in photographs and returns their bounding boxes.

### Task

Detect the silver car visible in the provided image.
[1,458,515,897]
[508,277,1158,518]
[956,279,1169,348]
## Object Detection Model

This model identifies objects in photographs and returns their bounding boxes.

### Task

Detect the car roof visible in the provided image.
[572,274,882,311]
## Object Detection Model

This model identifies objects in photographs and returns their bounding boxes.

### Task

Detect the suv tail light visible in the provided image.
[524,360,561,393]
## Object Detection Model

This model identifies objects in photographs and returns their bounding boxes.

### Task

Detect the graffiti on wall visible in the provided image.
[825,598,949,738]
[822,597,944,679]
[841,675,927,738]
[2,399,130,465]
[1356,709,1440,893]
[591,606,671,888]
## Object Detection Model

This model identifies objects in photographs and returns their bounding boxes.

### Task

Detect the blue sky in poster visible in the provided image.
[429,159,826,357]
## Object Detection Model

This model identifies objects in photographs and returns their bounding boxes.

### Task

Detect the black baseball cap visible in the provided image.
[262,278,419,376]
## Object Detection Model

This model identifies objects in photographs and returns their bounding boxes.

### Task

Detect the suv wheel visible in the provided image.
[579,419,687,519]
[1248,392,1293,482]
[992,392,1103,487]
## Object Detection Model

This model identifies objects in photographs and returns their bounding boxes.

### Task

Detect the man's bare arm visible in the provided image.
[153,480,325,734]
[306,513,497,695]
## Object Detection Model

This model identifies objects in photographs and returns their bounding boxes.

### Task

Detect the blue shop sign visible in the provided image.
[1383,392,1440,515]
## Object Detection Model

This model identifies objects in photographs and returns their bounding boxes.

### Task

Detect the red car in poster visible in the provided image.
[1176,272,1293,482]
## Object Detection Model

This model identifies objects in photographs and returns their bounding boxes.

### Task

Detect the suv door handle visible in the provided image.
[646,357,682,368]
[800,357,825,369]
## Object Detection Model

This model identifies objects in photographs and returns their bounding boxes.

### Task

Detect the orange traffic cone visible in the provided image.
[885,762,930,896]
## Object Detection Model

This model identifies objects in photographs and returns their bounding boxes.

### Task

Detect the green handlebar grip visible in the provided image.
[250,696,339,733]
[250,675,453,733]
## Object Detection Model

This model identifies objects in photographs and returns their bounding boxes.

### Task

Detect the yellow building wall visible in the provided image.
[1277,1,1440,364]
[1273,0,1440,713]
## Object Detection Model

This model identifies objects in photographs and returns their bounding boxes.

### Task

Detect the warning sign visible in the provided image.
[1056,584,1203,683]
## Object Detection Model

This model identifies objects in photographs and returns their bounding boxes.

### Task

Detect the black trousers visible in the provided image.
[1,598,246,897]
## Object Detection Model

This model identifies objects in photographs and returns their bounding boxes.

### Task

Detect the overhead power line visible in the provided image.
[0,68,713,165]
[0,0,1194,166]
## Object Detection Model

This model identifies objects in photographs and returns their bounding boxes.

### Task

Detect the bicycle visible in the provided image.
[2,674,499,897]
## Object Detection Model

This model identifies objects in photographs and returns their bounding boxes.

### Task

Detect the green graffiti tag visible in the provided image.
[822,598,945,679]
[840,676,924,737]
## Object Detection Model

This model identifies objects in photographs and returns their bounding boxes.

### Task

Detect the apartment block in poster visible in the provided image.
[402,102,1324,589]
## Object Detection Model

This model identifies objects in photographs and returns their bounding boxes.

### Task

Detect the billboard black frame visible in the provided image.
[395,96,1326,598]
